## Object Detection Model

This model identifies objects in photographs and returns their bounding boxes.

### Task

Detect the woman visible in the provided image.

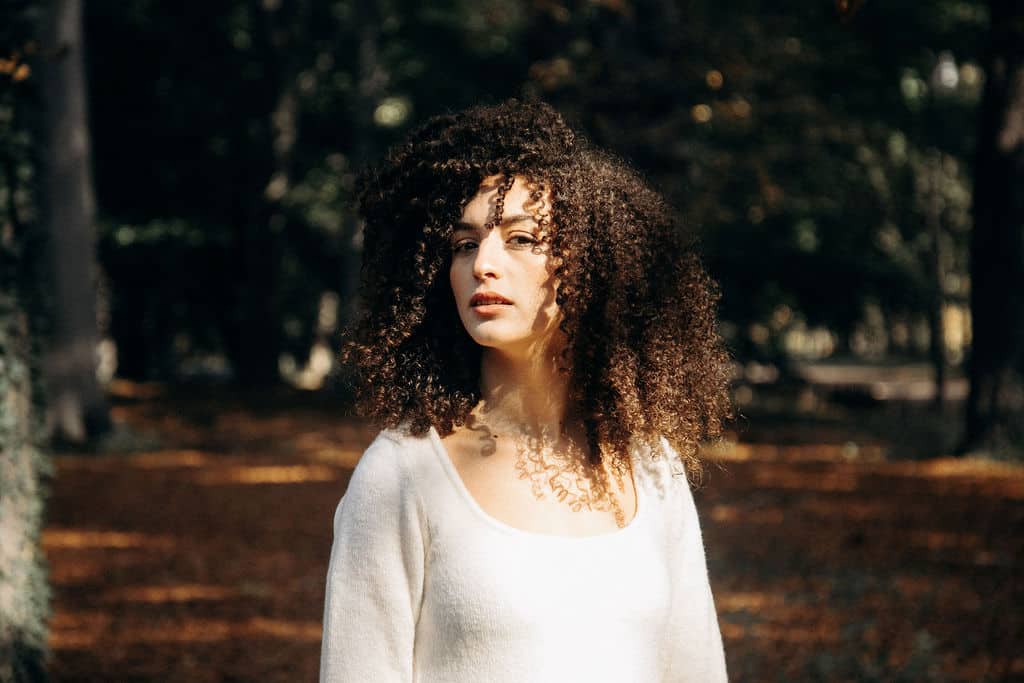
[320,100,734,682]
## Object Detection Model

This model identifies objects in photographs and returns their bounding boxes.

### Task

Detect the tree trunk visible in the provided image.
[37,0,111,444]
[962,0,1024,456]
[926,151,946,410]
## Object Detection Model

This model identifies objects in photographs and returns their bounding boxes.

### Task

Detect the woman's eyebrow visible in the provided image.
[454,214,537,231]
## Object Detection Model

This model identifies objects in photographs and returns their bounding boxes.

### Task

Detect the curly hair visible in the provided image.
[341,99,733,477]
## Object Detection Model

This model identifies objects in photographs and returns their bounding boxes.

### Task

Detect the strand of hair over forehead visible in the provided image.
[484,174,517,231]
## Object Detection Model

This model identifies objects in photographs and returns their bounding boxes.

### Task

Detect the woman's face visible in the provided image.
[449,175,563,358]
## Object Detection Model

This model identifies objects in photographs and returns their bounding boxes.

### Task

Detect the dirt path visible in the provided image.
[45,391,1024,681]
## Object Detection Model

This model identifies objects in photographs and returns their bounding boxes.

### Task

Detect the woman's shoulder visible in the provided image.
[346,422,441,498]
[631,434,696,504]
[330,425,434,554]
[355,421,432,466]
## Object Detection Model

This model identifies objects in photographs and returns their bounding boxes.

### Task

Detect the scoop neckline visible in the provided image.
[427,425,645,541]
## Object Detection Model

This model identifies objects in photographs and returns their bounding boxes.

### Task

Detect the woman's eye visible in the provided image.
[451,240,477,253]
[509,235,538,247]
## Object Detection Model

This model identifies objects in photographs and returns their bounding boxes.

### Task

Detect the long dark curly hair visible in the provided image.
[341,99,733,476]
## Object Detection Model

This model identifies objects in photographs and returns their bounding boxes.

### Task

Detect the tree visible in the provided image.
[37,0,110,443]
[962,0,1024,456]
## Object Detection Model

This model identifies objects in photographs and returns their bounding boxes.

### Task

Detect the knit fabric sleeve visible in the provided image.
[319,433,427,682]
[659,437,728,682]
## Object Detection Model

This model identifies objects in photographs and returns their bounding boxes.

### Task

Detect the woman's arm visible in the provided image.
[660,437,728,682]
[320,433,427,682]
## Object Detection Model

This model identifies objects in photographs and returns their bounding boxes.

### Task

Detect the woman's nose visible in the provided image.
[472,232,502,280]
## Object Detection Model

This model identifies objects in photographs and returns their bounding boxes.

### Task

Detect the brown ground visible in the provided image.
[45,384,1024,682]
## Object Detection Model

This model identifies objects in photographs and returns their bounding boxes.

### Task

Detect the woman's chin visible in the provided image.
[463,322,563,356]
[466,329,528,352]
[468,335,518,350]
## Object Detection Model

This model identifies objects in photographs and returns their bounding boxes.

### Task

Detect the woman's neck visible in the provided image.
[474,346,572,438]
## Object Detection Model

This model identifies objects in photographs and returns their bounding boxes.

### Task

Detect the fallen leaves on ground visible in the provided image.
[45,388,1024,682]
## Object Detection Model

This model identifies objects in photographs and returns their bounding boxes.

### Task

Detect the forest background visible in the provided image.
[1,0,1022,681]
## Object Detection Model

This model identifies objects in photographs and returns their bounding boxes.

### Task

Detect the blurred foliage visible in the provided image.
[1,2,41,274]
[8,0,991,382]
[1,2,53,679]
[83,0,537,382]
[523,0,984,364]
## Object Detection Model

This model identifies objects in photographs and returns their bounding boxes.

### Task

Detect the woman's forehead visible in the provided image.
[459,175,550,227]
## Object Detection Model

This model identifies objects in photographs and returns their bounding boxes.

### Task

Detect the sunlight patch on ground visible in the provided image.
[753,469,860,492]
[194,464,340,485]
[56,449,214,471]
[908,530,983,552]
[125,450,213,468]
[897,457,1024,477]
[294,432,364,467]
[881,461,1024,499]
[704,442,887,463]
[48,557,106,585]
[43,529,175,550]
[721,621,841,644]
[49,610,111,649]
[248,617,323,641]
[717,591,782,612]
[303,448,362,469]
[720,622,745,641]
[710,504,786,525]
[213,412,324,442]
[101,584,239,603]
[890,575,983,610]
[122,618,235,644]
[759,622,842,646]
[51,614,323,649]
[293,432,339,451]
[797,498,891,520]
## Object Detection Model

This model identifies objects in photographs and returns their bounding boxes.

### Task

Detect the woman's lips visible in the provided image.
[470,292,513,306]
[469,293,512,316]
[471,303,510,315]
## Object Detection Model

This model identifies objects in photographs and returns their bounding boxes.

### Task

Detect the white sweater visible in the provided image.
[319,425,727,682]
